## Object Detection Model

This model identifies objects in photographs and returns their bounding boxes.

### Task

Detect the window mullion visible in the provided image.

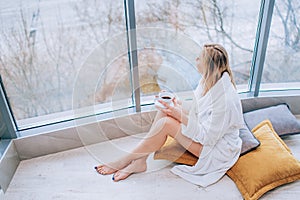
[124,0,141,112]
[249,0,275,97]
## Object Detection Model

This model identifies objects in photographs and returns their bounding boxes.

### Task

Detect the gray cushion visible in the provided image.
[239,126,260,156]
[243,104,300,137]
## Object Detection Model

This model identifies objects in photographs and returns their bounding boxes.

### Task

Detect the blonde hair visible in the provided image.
[200,44,236,96]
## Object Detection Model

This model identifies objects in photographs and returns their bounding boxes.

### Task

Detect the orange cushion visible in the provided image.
[153,136,197,166]
[226,120,300,200]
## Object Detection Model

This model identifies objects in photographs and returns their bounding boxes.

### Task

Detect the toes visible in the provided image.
[97,169,104,174]
[112,172,121,182]
[112,172,119,181]
[112,171,130,182]
[95,166,106,175]
[99,169,107,175]
[95,164,119,175]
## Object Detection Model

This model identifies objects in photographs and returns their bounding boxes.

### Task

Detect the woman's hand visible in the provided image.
[156,97,187,125]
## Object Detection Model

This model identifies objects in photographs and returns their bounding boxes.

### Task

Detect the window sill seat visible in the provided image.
[2,126,300,199]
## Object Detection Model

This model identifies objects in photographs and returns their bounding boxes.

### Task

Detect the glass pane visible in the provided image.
[135,0,261,100]
[0,0,129,129]
[261,0,300,90]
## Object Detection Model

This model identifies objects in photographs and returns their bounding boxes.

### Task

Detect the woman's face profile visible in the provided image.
[196,51,205,74]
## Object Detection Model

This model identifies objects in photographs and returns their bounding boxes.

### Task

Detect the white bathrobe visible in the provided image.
[171,72,244,187]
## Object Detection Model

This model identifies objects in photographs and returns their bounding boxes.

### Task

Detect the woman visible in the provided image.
[95,44,244,187]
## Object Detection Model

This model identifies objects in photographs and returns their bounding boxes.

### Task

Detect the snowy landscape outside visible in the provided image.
[0,0,299,128]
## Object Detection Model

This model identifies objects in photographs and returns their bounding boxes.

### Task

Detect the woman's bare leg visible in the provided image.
[151,110,167,127]
[96,111,203,179]
[109,111,167,179]
[95,111,166,175]
[111,117,203,182]
[95,112,168,175]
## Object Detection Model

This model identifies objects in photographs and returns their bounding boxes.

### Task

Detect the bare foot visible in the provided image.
[95,159,131,175]
[95,164,117,175]
[112,158,147,182]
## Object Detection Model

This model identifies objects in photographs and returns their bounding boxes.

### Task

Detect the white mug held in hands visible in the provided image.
[154,91,175,109]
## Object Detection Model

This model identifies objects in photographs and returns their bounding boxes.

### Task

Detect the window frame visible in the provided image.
[249,0,275,97]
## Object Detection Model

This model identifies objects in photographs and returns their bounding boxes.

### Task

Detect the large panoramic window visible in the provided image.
[2,0,298,132]
[261,0,300,90]
[0,0,129,129]
[135,0,261,99]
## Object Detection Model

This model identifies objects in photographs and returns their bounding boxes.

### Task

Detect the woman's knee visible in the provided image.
[157,116,180,136]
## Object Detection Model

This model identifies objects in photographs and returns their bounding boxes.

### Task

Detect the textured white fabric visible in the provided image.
[171,73,244,187]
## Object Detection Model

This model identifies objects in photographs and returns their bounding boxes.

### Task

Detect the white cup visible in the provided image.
[155,91,174,108]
